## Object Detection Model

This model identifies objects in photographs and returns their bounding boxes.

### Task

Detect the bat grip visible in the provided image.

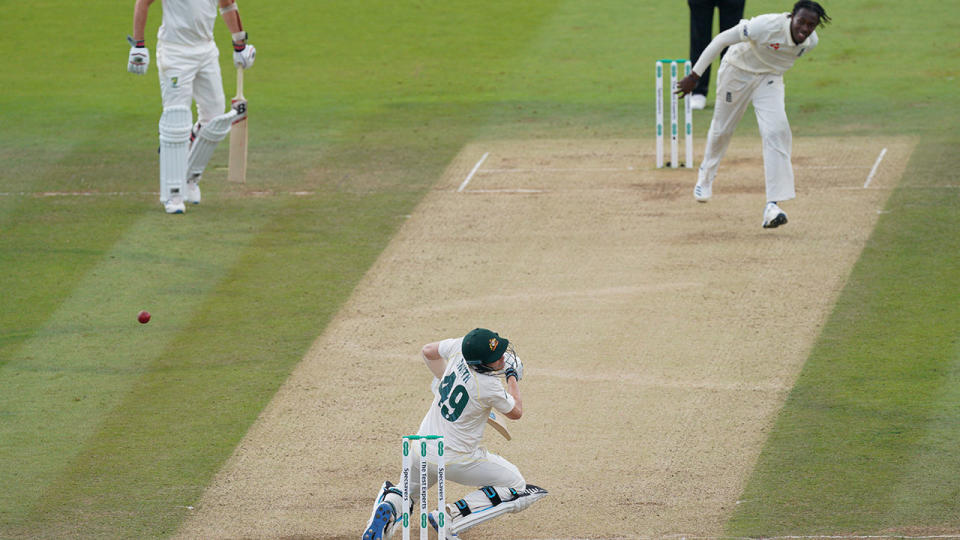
[236,68,244,97]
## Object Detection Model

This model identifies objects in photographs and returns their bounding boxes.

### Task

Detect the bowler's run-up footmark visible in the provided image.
[401,435,446,540]
[655,59,693,169]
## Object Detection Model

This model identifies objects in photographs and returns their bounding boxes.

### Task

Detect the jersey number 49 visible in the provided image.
[438,373,469,422]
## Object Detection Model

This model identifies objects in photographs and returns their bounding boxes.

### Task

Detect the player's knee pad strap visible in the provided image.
[186,109,239,178]
[453,486,518,517]
[448,486,521,534]
[158,106,191,201]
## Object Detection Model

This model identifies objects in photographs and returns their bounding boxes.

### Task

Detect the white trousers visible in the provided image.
[409,445,526,496]
[156,41,225,125]
[699,63,795,203]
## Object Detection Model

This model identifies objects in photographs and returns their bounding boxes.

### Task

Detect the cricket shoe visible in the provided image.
[362,481,402,540]
[362,502,394,540]
[693,181,712,202]
[185,176,201,204]
[164,196,185,214]
[762,202,788,229]
[690,93,707,110]
[428,509,458,538]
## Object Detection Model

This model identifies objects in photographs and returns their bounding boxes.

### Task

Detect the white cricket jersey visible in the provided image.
[157,0,219,46]
[418,337,516,454]
[724,13,818,75]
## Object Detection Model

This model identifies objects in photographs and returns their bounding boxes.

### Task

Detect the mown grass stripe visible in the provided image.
[0,200,274,531]
[726,138,960,535]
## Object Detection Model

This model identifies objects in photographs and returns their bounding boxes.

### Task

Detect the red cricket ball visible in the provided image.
[137,310,151,324]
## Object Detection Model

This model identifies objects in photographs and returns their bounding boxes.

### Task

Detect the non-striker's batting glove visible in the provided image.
[504,354,524,382]
[127,42,149,74]
[233,42,256,69]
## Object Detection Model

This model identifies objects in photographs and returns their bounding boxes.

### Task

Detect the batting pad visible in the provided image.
[186,109,238,180]
[450,485,547,534]
[159,105,192,202]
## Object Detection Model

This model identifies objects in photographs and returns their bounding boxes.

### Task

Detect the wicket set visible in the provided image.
[655,59,694,168]
[401,435,446,540]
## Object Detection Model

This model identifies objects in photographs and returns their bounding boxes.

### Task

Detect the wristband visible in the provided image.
[505,368,518,381]
[231,31,247,42]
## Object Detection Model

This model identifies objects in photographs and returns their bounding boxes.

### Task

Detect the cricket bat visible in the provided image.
[227,68,248,183]
[486,411,512,441]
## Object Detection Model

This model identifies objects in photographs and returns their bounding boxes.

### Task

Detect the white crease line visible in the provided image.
[469,165,871,175]
[479,167,636,173]
[457,151,489,193]
[501,536,960,540]
[462,189,546,194]
[0,191,157,197]
[0,191,323,198]
[863,147,888,188]
[797,165,871,170]
[833,185,959,190]
[661,536,960,540]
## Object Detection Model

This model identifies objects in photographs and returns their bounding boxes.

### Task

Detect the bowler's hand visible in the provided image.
[675,72,700,97]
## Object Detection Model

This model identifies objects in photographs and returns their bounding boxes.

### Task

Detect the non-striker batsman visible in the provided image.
[127,0,256,214]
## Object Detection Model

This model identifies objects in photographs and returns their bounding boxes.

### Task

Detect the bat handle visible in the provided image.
[236,67,244,98]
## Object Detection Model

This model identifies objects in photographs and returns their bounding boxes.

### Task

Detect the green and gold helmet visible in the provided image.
[462,328,509,372]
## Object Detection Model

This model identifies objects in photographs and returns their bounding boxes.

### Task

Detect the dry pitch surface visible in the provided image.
[176,136,912,539]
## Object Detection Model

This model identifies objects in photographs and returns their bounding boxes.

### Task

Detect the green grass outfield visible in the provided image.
[1,0,958,537]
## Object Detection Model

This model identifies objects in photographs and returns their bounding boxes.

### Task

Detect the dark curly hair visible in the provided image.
[792,0,831,26]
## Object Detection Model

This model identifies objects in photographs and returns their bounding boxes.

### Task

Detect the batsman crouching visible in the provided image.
[362,328,548,539]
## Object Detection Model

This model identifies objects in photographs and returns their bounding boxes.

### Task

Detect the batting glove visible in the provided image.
[504,353,523,382]
[127,44,149,74]
[233,42,256,69]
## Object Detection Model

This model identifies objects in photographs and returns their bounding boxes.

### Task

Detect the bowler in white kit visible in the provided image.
[127,0,256,214]
[676,0,831,228]
[362,328,548,539]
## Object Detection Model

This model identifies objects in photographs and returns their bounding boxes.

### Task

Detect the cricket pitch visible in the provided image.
[176,136,913,539]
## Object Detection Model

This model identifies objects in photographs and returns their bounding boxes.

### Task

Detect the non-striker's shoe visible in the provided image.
[185,177,201,204]
[164,196,185,214]
[762,202,788,229]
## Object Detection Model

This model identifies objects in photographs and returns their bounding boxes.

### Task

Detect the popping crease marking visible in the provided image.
[457,151,489,192]
[863,147,888,189]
